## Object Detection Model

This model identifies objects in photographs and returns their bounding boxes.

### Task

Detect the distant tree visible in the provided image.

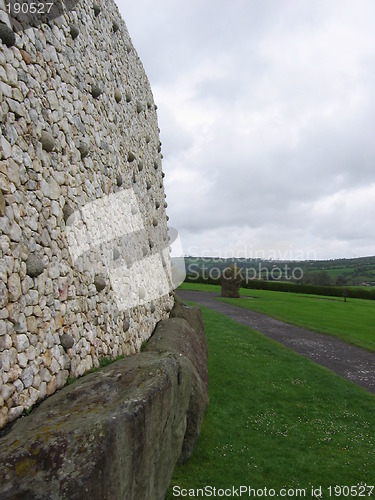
[335,275,347,286]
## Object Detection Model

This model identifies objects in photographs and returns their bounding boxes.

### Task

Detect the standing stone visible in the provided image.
[220,265,242,298]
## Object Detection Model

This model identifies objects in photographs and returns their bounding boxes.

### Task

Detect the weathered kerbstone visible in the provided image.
[146,306,209,462]
[0,353,193,499]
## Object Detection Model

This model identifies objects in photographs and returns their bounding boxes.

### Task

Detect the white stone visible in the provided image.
[40,178,61,200]
[8,406,24,422]
[1,383,15,400]
[21,366,34,388]
[16,333,29,352]
[5,63,18,86]
[9,222,22,242]
[7,273,21,301]
[1,135,12,159]
[14,313,27,333]
[17,352,28,368]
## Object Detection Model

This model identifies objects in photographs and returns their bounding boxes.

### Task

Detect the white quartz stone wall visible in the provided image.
[0,0,174,428]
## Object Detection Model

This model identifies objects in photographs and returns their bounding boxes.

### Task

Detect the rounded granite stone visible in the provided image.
[69,24,79,39]
[114,89,122,103]
[94,274,106,292]
[91,85,102,99]
[63,203,74,223]
[78,142,89,159]
[0,22,16,48]
[60,333,74,351]
[26,254,45,278]
[40,131,55,152]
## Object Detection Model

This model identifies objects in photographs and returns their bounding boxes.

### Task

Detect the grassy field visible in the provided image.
[166,305,375,499]
[179,282,375,353]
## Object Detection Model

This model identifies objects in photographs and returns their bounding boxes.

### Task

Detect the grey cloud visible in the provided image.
[120,0,375,259]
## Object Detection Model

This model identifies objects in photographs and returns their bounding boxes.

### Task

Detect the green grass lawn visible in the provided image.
[166,305,375,498]
[179,282,375,353]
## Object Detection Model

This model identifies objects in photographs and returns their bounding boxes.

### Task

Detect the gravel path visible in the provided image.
[177,289,375,395]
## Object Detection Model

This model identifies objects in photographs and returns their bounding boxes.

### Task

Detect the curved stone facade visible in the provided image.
[0,0,174,429]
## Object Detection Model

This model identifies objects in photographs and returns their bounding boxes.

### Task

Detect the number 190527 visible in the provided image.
[6,2,53,15]
[328,485,374,497]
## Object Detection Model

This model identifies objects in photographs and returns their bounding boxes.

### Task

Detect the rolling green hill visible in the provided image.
[184,255,375,287]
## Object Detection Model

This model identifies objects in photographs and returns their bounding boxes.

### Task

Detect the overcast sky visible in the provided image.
[119,0,375,260]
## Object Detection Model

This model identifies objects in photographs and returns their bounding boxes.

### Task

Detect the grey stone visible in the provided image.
[63,203,74,222]
[0,190,6,216]
[60,333,74,351]
[116,174,123,187]
[0,22,15,48]
[78,141,89,159]
[113,247,120,261]
[91,84,102,99]
[26,254,45,278]
[114,89,122,102]
[40,131,55,152]
[69,24,79,39]
[0,353,193,499]
[94,274,106,292]
[128,152,136,162]
[93,4,101,16]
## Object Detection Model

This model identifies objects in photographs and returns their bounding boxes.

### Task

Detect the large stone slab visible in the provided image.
[146,303,209,462]
[0,352,192,500]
